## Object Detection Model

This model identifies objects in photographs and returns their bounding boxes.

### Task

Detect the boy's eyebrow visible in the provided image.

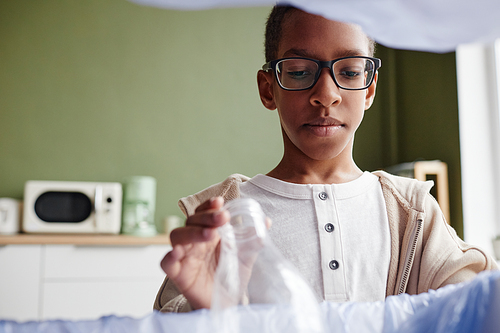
[282,48,368,59]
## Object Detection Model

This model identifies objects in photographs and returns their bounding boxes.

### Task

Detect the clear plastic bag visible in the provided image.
[211,198,325,333]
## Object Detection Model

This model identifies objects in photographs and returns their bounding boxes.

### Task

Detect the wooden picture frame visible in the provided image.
[386,160,450,224]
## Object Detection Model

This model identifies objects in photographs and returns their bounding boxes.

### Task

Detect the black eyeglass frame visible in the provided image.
[262,56,382,91]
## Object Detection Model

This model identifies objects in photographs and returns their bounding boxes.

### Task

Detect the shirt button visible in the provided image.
[329,260,339,270]
[324,223,334,232]
[318,192,328,200]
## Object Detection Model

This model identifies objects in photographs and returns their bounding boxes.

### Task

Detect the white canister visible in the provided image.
[0,198,22,235]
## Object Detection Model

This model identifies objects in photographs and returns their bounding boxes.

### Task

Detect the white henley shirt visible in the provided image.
[239,171,391,303]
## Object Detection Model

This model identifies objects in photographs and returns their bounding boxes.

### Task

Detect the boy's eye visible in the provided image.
[286,70,313,80]
[337,68,363,79]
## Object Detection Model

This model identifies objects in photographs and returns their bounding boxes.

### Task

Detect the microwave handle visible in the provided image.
[94,185,103,228]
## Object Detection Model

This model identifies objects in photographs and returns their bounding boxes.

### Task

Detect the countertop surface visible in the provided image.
[0,233,171,245]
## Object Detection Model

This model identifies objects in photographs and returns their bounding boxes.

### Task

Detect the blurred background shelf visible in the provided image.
[0,234,171,245]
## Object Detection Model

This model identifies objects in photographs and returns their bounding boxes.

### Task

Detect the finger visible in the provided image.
[185,208,229,228]
[160,245,185,276]
[194,196,225,214]
[170,225,219,246]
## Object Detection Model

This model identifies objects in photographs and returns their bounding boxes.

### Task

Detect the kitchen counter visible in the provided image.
[0,234,171,321]
[0,233,171,245]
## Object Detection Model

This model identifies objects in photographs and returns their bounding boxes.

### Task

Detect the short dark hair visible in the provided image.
[264,5,376,63]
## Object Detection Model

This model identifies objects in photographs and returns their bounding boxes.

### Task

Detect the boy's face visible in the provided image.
[258,11,377,163]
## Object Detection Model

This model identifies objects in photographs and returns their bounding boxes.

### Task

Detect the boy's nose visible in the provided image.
[309,68,342,107]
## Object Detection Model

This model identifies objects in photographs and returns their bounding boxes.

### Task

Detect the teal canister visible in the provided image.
[122,176,157,236]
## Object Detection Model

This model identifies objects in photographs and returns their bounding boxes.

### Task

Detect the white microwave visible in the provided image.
[23,180,122,234]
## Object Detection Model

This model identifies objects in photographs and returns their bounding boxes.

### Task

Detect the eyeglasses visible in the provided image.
[262,56,381,91]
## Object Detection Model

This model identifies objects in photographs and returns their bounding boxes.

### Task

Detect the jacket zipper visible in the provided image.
[398,218,423,294]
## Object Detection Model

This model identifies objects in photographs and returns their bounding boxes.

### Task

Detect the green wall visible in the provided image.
[0,1,281,231]
[0,1,463,236]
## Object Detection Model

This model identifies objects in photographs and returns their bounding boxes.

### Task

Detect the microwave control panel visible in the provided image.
[94,183,123,233]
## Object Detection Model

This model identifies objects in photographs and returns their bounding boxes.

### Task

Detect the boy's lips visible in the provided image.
[304,118,344,137]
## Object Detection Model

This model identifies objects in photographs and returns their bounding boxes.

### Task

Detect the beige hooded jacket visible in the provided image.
[154,171,498,312]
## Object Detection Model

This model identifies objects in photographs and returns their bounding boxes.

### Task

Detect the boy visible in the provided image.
[154,5,497,312]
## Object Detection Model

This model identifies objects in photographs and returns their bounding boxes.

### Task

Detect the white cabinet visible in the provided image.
[0,245,41,322]
[0,239,171,322]
[42,279,162,320]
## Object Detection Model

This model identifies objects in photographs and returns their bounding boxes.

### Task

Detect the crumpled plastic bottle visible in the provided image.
[211,198,325,333]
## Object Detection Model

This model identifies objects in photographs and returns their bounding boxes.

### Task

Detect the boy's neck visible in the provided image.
[266,157,363,185]
[267,130,364,184]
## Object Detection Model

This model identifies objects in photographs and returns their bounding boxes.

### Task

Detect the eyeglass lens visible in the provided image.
[276,58,375,90]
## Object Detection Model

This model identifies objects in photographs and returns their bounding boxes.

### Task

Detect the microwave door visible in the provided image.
[34,191,92,223]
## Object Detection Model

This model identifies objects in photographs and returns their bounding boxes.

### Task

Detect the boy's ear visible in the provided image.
[257,70,277,110]
[364,72,378,110]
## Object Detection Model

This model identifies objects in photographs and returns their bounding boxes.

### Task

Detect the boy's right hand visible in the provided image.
[160,197,229,310]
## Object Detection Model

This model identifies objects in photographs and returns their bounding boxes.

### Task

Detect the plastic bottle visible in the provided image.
[211,198,325,333]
